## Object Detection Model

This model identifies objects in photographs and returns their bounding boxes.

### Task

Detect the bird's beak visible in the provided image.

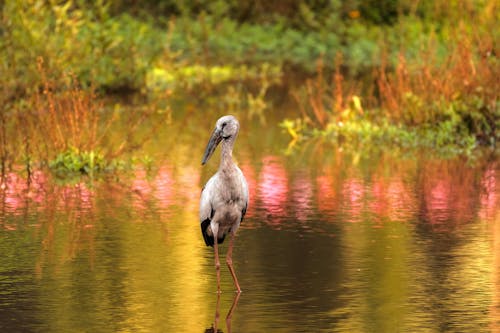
[202,128,222,165]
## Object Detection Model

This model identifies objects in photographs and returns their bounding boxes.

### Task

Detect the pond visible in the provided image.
[0,114,499,332]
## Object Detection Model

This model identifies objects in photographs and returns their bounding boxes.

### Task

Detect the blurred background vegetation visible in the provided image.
[0,0,498,176]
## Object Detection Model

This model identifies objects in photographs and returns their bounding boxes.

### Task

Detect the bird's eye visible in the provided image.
[221,122,227,128]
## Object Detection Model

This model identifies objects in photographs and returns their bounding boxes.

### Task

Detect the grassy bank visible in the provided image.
[282,28,499,156]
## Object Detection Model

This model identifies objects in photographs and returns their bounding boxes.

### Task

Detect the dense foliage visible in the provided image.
[0,0,498,175]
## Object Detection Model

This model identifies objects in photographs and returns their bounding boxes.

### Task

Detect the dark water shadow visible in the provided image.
[205,292,241,333]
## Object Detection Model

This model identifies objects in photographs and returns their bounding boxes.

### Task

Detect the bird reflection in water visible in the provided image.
[205,292,241,333]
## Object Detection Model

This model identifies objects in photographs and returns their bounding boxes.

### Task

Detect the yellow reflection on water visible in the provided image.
[492,211,500,332]
[482,165,500,332]
[332,209,413,332]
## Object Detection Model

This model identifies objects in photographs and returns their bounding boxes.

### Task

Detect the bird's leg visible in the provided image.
[214,237,221,293]
[213,291,221,331]
[226,232,241,293]
[226,291,241,333]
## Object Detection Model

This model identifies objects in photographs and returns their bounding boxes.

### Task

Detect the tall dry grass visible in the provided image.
[13,57,161,173]
[18,57,117,163]
[292,54,362,129]
[377,28,498,125]
[291,19,498,143]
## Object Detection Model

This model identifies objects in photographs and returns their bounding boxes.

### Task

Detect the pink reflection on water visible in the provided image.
[2,172,95,210]
[154,165,175,208]
[424,177,457,231]
[370,177,416,225]
[420,161,478,231]
[61,182,94,213]
[479,166,498,221]
[424,179,452,228]
[258,156,288,225]
[1,172,30,216]
[386,178,415,222]
[0,171,51,220]
[292,170,313,222]
[26,171,49,205]
[316,171,338,214]
[370,179,389,225]
[341,178,365,222]
[131,169,153,212]
[177,165,200,204]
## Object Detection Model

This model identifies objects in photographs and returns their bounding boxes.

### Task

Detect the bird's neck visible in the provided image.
[219,139,235,171]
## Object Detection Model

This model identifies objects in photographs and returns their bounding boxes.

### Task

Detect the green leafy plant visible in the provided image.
[49,148,107,175]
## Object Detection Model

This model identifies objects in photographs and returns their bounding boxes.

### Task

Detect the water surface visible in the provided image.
[0,117,499,332]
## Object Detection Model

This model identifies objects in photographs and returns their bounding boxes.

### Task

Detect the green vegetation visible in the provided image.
[49,147,112,175]
[0,0,498,176]
[282,48,498,155]
[279,2,498,155]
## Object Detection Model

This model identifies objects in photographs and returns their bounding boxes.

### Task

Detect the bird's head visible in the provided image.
[202,115,240,165]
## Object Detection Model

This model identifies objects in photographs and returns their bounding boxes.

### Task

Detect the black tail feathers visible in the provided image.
[201,219,226,247]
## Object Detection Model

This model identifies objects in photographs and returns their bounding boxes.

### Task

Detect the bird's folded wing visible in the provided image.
[199,175,217,223]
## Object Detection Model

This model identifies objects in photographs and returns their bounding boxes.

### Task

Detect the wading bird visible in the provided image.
[200,115,249,293]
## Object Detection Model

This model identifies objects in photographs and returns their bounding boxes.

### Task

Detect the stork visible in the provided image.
[200,115,249,293]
